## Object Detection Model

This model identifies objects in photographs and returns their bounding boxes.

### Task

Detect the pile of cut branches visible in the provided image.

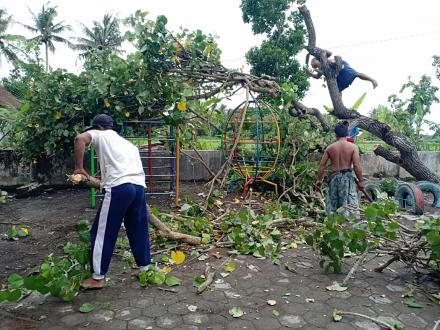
[305,199,440,277]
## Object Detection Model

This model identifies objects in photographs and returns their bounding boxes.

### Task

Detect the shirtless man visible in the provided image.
[309,50,378,92]
[315,121,365,215]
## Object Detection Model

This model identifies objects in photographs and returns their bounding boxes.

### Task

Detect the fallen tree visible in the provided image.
[296,5,439,183]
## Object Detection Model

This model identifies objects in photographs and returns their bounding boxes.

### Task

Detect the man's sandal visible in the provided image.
[80,278,105,290]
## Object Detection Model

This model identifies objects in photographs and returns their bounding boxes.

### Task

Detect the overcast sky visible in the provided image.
[2,0,440,124]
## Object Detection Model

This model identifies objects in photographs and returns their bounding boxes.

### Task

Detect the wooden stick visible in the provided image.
[337,311,394,329]
[342,249,369,286]
[196,265,216,294]
[157,287,177,293]
[374,256,399,273]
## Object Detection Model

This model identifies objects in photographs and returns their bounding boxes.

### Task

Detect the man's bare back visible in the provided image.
[315,137,364,188]
[326,139,358,172]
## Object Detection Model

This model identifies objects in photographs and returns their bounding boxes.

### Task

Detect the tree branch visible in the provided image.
[292,100,330,131]
[373,145,402,164]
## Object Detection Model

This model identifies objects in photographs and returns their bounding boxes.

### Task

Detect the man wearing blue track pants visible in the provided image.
[73,114,150,289]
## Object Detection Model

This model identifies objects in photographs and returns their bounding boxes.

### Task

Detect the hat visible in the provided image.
[349,127,360,138]
[334,122,349,137]
[84,114,114,131]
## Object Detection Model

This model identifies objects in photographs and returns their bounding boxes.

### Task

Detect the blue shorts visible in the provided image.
[337,60,358,92]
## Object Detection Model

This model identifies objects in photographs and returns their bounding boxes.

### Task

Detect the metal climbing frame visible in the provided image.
[223,96,281,196]
[90,120,180,207]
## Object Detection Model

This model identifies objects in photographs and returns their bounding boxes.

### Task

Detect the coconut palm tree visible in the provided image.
[73,14,123,57]
[22,2,73,71]
[0,9,25,65]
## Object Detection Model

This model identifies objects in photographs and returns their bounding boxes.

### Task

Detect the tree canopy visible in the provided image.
[73,14,123,57]
[22,2,73,71]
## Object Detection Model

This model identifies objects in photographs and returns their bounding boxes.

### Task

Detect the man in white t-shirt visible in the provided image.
[73,114,150,289]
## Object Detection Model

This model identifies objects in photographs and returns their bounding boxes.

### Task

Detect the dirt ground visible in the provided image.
[0,182,265,283]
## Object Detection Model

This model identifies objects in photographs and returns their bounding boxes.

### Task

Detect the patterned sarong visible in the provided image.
[325,171,359,216]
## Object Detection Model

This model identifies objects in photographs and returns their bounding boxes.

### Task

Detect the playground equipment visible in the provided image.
[223,97,281,196]
[416,181,440,209]
[395,183,425,215]
[90,120,180,207]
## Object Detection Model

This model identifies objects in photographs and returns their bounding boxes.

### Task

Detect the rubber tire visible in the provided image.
[395,183,425,215]
[415,181,440,208]
[362,182,381,202]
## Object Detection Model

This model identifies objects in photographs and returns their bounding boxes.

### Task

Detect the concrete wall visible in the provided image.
[1,149,439,188]
[360,151,440,178]
[0,150,31,187]
[0,149,226,188]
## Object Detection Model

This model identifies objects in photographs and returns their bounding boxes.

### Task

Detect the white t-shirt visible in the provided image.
[87,129,146,189]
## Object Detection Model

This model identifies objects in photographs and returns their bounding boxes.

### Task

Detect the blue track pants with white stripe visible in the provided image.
[90,183,151,279]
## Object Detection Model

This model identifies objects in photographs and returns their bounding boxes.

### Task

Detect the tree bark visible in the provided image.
[291,100,330,131]
[298,5,439,183]
[45,42,49,72]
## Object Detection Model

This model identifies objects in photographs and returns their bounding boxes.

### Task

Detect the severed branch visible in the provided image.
[196,265,216,294]
[67,174,201,245]
[373,145,402,164]
[292,101,330,132]
[187,107,223,134]
[205,87,249,205]
[374,256,399,273]
[342,249,370,286]
[336,310,394,329]
[170,67,280,98]
[298,5,439,183]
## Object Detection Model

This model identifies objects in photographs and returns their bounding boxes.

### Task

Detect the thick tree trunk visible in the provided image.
[45,42,49,72]
[298,5,439,183]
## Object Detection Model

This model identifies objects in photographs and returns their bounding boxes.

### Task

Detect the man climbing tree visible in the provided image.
[309,49,378,92]
[315,121,365,215]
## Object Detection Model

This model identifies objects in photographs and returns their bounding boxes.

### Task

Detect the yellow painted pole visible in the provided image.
[175,127,180,206]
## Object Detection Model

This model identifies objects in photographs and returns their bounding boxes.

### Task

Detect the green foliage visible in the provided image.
[417,217,440,268]
[305,200,399,273]
[73,14,124,57]
[241,0,309,97]
[23,2,73,70]
[306,200,440,274]
[6,12,225,163]
[241,0,295,34]
[0,9,26,64]
[0,219,91,302]
[79,302,95,313]
[5,225,29,240]
[379,178,398,196]
[371,75,439,145]
[222,208,282,260]
[138,266,181,287]
[275,104,334,197]
[154,203,213,244]
[9,67,86,162]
